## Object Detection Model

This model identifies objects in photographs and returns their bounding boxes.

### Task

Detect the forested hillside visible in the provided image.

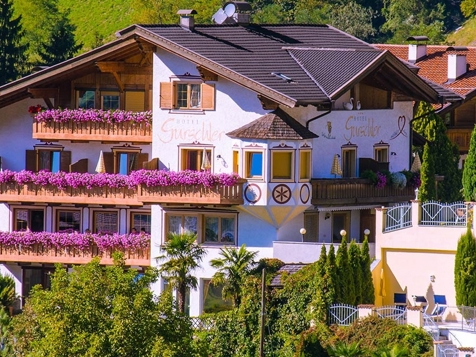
[1,0,475,84]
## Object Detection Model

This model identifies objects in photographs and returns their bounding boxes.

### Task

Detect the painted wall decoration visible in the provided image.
[390,115,407,140]
[300,184,310,204]
[272,184,292,204]
[158,117,226,143]
[344,114,382,141]
[244,184,261,204]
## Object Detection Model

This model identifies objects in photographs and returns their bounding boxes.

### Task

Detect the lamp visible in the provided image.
[430,275,435,283]
[325,212,331,220]
[300,228,306,241]
[340,229,346,238]
[364,229,370,240]
[391,152,397,156]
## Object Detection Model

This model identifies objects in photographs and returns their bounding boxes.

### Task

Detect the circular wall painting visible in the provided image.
[300,184,310,204]
[272,184,292,204]
[244,184,261,204]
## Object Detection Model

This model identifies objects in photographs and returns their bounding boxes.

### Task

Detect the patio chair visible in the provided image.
[428,295,447,322]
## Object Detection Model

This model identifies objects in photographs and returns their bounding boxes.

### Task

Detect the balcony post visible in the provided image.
[411,198,420,228]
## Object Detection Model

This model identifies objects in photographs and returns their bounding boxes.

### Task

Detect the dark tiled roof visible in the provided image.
[226,108,318,139]
[270,263,307,287]
[289,48,383,97]
[134,24,379,105]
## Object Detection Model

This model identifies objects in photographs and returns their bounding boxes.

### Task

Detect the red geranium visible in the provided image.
[28,104,45,114]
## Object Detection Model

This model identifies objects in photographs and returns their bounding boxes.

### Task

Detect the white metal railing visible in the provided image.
[384,203,412,232]
[374,305,407,325]
[420,201,469,227]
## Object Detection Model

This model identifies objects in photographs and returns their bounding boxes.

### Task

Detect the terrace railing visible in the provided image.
[420,201,469,227]
[384,203,412,232]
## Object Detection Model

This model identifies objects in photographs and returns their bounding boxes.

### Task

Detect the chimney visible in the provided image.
[406,36,429,63]
[177,9,197,31]
[447,53,467,82]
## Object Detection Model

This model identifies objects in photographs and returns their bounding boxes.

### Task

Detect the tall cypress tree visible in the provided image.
[37,12,82,66]
[312,245,331,321]
[336,237,354,304]
[326,245,338,305]
[419,142,436,202]
[454,228,476,306]
[414,101,461,202]
[462,125,476,201]
[360,237,375,304]
[349,240,362,305]
[0,0,26,85]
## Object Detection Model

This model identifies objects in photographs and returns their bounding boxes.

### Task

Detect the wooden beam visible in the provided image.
[197,66,218,81]
[28,88,58,98]
[96,61,126,72]
[257,95,278,110]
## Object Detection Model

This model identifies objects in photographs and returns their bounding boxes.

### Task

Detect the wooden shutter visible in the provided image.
[142,157,158,170]
[303,212,319,242]
[60,151,72,172]
[125,91,145,112]
[103,152,114,173]
[70,158,88,173]
[160,82,173,109]
[135,153,149,170]
[26,150,37,172]
[201,83,215,110]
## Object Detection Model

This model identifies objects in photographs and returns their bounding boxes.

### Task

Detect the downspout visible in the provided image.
[409,102,444,168]
[305,103,332,129]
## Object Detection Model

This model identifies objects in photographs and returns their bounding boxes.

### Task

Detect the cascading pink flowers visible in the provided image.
[34,108,152,126]
[0,169,241,190]
[0,231,150,251]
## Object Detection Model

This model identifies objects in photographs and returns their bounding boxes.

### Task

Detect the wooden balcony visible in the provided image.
[0,244,150,266]
[32,120,152,143]
[311,178,415,206]
[0,183,140,206]
[447,128,472,152]
[137,179,246,205]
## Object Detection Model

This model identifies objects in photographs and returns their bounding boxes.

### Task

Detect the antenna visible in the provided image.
[212,8,228,24]
[212,1,251,24]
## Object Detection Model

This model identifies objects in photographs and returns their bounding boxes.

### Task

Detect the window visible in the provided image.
[125,91,145,112]
[109,145,148,174]
[167,214,198,236]
[202,279,233,313]
[341,143,357,178]
[232,150,239,174]
[299,150,311,181]
[101,91,120,110]
[117,152,138,175]
[244,151,263,179]
[165,211,238,244]
[14,208,44,232]
[77,89,95,109]
[204,215,236,244]
[26,145,71,173]
[22,267,55,302]
[271,150,294,181]
[57,210,81,233]
[131,212,151,234]
[332,211,350,243]
[303,211,319,242]
[374,141,389,163]
[93,211,118,234]
[180,147,212,171]
[159,80,215,111]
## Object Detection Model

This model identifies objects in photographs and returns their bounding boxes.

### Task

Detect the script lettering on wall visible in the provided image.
[158,117,226,143]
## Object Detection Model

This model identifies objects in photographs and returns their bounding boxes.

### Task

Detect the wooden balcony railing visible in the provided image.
[32,120,152,143]
[0,183,140,206]
[446,128,472,152]
[138,179,246,205]
[311,178,415,205]
[0,243,150,266]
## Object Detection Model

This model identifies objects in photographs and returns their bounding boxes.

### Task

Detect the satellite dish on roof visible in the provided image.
[224,3,236,17]
[212,8,228,24]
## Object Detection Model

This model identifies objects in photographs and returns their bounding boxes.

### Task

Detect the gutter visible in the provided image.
[305,104,332,129]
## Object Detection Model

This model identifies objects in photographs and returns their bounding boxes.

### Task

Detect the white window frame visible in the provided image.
[244,149,265,181]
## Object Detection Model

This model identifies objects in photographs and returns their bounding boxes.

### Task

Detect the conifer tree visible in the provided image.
[413,101,461,202]
[0,0,26,85]
[418,142,436,202]
[349,240,362,305]
[312,245,331,321]
[360,237,375,304]
[462,125,476,201]
[325,245,338,305]
[38,12,82,66]
[454,228,476,306]
[336,237,354,304]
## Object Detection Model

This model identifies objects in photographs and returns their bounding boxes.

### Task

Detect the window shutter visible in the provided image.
[103,152,114,173]
[125,91,145,112]
[60,151,72,172]
[201,83,215,110]
[160,82,173,109]
[26,150,37,172]
[303,212,319,242]
[135,153,149,170]
[142,157,158,170]
[70,158,88,173]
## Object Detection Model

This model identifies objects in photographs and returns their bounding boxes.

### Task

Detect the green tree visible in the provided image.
[210,244,258,308]
[372,345,410,357]
[413,101,461,202]
[0,273,16,312]
[9,254,164,356]
[329,2,376,41]
[461,0,476,18]
[361,236,375,304]
[326,244,339,305]
[38,12,82,65]
[349,240,363,305]
[454,227,476,306]
[336,237,354,304]
[0,0,26,85]
[156,231,206,313]
[418,142,436,202]
[462,125,476,201]
[328,341,363,357]
[312,245,332,322]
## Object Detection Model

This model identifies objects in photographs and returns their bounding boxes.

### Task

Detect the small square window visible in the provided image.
[271,150,294,181]
[38,150,61,173]
[180,148,212,171]
[131,212,151,234]
[101,91,120,110]
[299,150,311,180]
[167,214,198,236]
[93,211,118,234]
[77,89,95,109]
[57,210,81,233]
[176,83,201,109]
[14,209,44,232]
[245,151,263,179]
[204,215,236,244]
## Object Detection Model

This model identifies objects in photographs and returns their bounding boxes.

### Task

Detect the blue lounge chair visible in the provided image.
[428,295,447,322]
